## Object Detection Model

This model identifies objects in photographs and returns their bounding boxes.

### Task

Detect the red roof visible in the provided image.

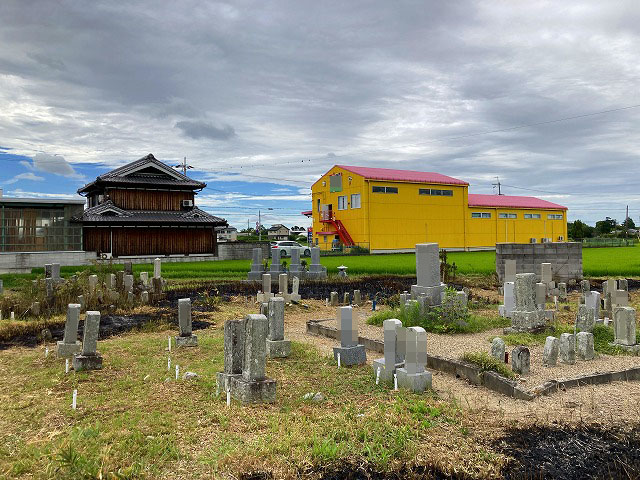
[333,165,468,186]
[468,194,567,210]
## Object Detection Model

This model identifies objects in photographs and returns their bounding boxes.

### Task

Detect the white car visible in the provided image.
[271,241,311,257]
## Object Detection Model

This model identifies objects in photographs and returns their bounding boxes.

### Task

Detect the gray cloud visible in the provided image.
[5,172,45,184]
[175,120,236,141]
[31,153,82,178]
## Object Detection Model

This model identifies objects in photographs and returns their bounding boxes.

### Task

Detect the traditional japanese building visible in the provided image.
[75,154,227,258]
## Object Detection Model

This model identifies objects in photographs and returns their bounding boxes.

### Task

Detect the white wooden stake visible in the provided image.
[394,373,398,391]
[65,359,69,374]
[337,353,341,368]
[10,311,14,320]
[375,367,381,385]
[45,347,49,358]
[325,298,329,307]
[72,389,77,410]
[226,387,231,407]
[175,364,179,380]
[167,357,171,371]
[168,336,171,353]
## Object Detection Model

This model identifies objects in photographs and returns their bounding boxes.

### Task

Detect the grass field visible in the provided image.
[0,245,638,288]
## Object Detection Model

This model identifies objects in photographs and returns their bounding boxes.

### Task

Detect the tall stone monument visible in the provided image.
[410,243,445,306]
[306,247,327,279]
[333,306,366,366]
[175,298,198,347]
[72,311,103,371]
[373,319,404,383]
[56,304,83,358]
[247,248,265,281]
[266,297,291,358]
[396,326,432,392]
[505,273,546,333]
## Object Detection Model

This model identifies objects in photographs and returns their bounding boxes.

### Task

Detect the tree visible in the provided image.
[595,217,617,235]
[568,220,595,240]
[623,217,636,229]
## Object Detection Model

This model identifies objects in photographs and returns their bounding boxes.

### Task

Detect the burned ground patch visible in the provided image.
[496,425,640,479]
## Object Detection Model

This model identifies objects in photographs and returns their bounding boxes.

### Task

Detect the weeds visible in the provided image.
[462,351,515,379]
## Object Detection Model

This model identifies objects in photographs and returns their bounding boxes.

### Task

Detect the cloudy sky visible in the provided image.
[1,1,640,229]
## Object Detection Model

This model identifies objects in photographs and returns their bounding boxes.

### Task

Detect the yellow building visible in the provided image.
[307,165,568,252]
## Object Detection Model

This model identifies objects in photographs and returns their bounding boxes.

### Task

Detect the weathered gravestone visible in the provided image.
[88,275,98,296]
[542,336,559,366]
[289,276,301,302]
[576,332,595,360]
[153,258,162,279]
[248,248,265,281]
[56,304,82,358]
[139,271,149,288]
[396,327,432,392]
[175,298,198,347]
[124,261,133,276]
[306,247,327,279]
[511,346,530,375]
[72,311,103,371]
[278,273,289,302]
[269,247,284,275]
[257,274,274,303]
[288,249,304,277]
[559,333,576,365]
[490,337,505,362]
[266,297,291,358]
[333,306,366,366]
[216,318,245,391]
[499,281,515,318]
[612,306,638,349]
[353,289,362,306]
[373,319,403,383]
[330,291,339,306]
[576,304,595,332]
[410,243,445,306]
[506,273,546,333]
[123,274,134,293]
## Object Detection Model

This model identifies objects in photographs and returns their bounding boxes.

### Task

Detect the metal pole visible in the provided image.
[258,210,261,242]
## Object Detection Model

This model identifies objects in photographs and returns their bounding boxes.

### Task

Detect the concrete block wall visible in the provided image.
[217,242,271,261]
[496,242,582,283]
[0,251,98,273]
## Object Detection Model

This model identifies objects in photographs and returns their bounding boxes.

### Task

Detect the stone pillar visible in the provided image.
[576,332,595,360]
[123,275,134,293]
[107,273,116,290]
[500,281,515,318]
[266,297,290,357]
[175,298,197,347]
[153,258,162,279]
[116,271,124,290]
[307,247,327,279]
[77,295,85,312]
[51,263,61,280]
[559,333,576,365]
[269,247,284,274]
[343,292,350,305]
[123,261,133,276]
[278,273,288,298]
[490,337,505,361]
[330,291,339,306]
[217,318,246,391]
[140,291,149,304]
[56,304,82,358]
[290,276,301,302]
[542,336,559,366]
[504,259,516,283]
[580,280,590,304]
[289,249,304,276]
[511,346,530,375]
[333,306,366,366]
[257,273,274,303]
[353,289,362,306]
[585,291,600,320]
[508,273,545,332]
[411,243,445,305]
[535,283,546,309]
[397,327,432,392]
[248,248,265,281]
[613,307,637,346]
[373,319,403,382]
[72,311,103,371]
[557,282,567,302]
[576,304,595,332]
[45,264,52,278]
[140,271,149,288]
[540,263,552,284]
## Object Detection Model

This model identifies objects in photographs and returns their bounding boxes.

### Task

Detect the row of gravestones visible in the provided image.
[248,247,327,281]
[257,273,302,303]
[329,290,363,306]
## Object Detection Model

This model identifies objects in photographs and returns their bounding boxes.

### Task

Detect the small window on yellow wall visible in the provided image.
[499,213,517,219]
[524,213,541,219]
[337,196,347,210]
[548,214,563,219]
[350,193,361,209]
[471,212,491,218]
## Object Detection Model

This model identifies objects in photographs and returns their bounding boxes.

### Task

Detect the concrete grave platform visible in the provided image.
[266,339,291,358]
[73,354,103,371]
[333,344,366,366]
[175,334,198,347]
[230,376,276,403]
[396,368,432,392]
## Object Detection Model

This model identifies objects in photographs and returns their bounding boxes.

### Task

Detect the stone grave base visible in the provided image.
[56,341,82,358]
[175,335,198,347]
[216,372,241,393]
[289,293,302,302]
[396,368,433,393]
[306,268,327,280]
[256,292,274,303]
[247,271,264,281]
[410,284,446,306]
[333,345,366,366]
[372,357,404,383]
[609,343,640,354]
[505,310,546,333]
[73,354,103,371]
[230,376,277,403]
[267,339,291,358]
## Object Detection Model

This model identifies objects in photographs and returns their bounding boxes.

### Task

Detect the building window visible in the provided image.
[524,213,541,219]
[350,193,361,209]
[419,188,453,196]
[548,214,563,219]
[372,186,398,194]
[329,174,342,192]
[316,199,321,212]
[471,212,491,218]
[499,213,517,219]
[337,196,347,210]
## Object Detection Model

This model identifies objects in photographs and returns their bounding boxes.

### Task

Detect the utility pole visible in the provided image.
[492,176,503,195]
[173,156,194,176]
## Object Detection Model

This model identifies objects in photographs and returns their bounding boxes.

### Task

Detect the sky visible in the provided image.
[1,1,640,229]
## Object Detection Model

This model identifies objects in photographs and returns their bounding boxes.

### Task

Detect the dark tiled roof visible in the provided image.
[75,201,226,226]
[78,154,206,193]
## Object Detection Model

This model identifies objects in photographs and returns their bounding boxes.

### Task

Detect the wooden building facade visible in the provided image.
[75,154,227,257]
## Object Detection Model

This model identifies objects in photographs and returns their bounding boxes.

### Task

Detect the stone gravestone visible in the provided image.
[373,319,404,383]
[410,243,445,306]
[490,337,505,362]
[269,247,284,275]
[72,311,103,371]
[618,279,628,291]
[278,273,289,302]
[535,283,546,310]
[499,281,515,318]
[557,283,567,303]
[107,273,117,290]
[153,258,162,279]
[576,304,595,332]
[504,259,517,283]
[585,291,600,321]
[257,274,274,303]
[116,271,125,290]
[613,307,638,348]
[396,327,432,392]
[140,291,149,304]
[88,275,98,296]
[266,297,291,358]
[507,273,545,333]
[123,274,134,293]
[45,264,52,278]
[217,318,245,392]
[124,261,133,276]
[540,263,552,286]
[612,289,629,308]
[353,289,362,306]
[175,298,198,347]
[248,248,265,281]
[559,333,576,365]
[289,276,301,302]
[343,292,350,305]
[542,336,559,366]
[77,295,85,312]
[580,279,590,304]
[0,279,3,295]
[31,302,40,316]
[229,314,277,403]
[288,249,304,277]
[511,346,530,375]
[56,304,83,358]
[330,291,339,306]
[139,271,149,288]
[152,277,163,295]
[306,247,327,279]
[576,332,595,360]
[333,306,366,366]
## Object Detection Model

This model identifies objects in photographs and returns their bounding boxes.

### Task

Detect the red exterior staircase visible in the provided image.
[320,210,355,246]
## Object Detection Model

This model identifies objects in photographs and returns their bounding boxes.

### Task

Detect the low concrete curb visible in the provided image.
[306,319,640,401]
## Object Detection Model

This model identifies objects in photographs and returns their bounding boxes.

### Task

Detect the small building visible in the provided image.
[216,226,238,242]
[0,195,85,252]
[310,165,568,252]
[267,224,290,241]
[75,154,227,257]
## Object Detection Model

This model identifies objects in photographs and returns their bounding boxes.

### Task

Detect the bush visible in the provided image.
[462,351,515,379]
